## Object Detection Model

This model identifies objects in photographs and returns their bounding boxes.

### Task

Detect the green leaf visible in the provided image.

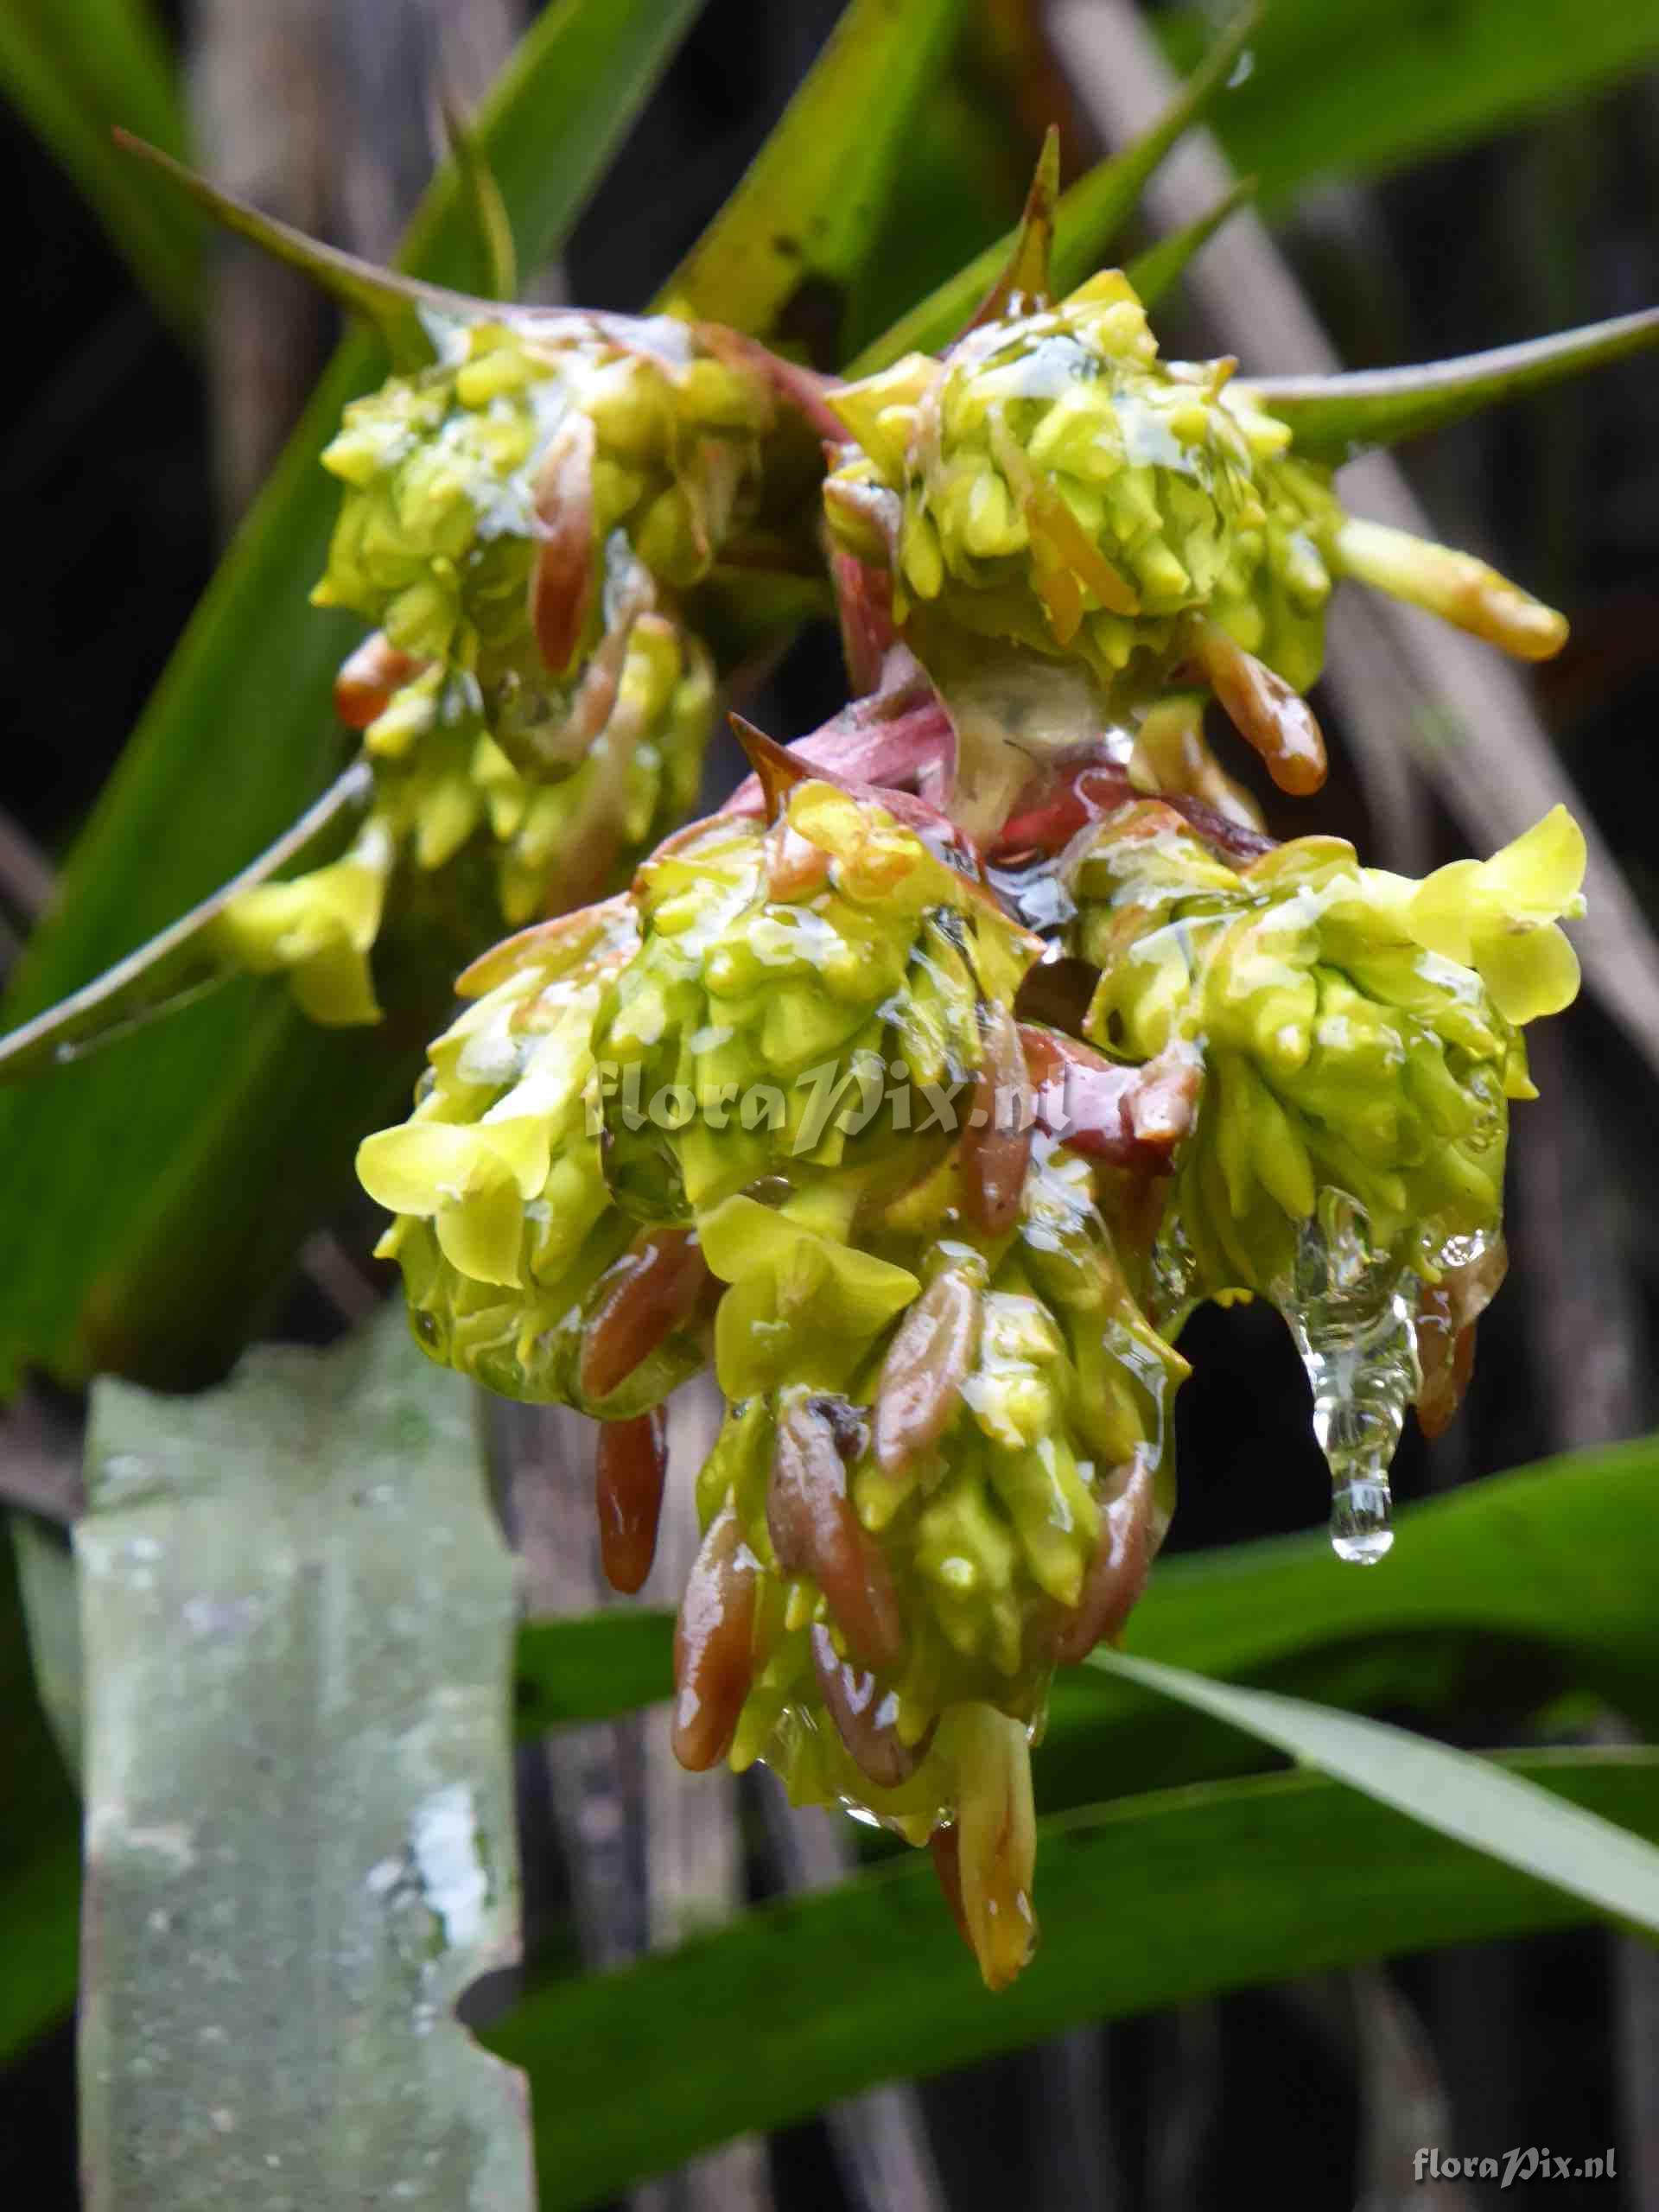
[0,0,200,338]
[486,1748,1659,2206]
[512,1434,1659,1758]
[0,0,704,1393]
[442,99,518,307]
[656,0,969,361]
[77,1313,531,2208]
[1165,0,1659,205]
[112,132,477,371]
[1253,306,1659,462]
[1095,1649,1659,1934]
[848,1,1258,372]
[516,1605,674,1736]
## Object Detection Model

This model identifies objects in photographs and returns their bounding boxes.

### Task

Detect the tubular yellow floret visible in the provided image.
[1333,514,1568,662]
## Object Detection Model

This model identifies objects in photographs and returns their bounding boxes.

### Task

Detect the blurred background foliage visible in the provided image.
[3,1,1659,2205]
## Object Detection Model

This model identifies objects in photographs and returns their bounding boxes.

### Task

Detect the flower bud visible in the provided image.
[824,270,1568,815]
[591,779,1042,1230]
[319,315,789,775]
[824,273,1342,722]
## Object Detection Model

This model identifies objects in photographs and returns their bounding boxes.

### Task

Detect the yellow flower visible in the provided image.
[356,1115,550,1287]
[216,820,392,1026]
[1388,805,1586,1025]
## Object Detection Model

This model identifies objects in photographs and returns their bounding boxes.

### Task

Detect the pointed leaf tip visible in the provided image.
[111,130,480,368]
[439,98,518,304]
[850,1,1259,372]
[965,125,1060,336]
[728,714,810,823]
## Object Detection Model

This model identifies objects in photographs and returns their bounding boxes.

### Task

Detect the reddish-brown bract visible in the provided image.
[927,1824,973,1954]
[873,1268,981,1477]
[1416,1238,1508,1440]
[993,752,1274,867]
[333,630,423,728]
[594,1408,669,1594]
[767,1394,906,1674]
[810,1623,932,1789]
[1053,1454,1161,1664]
[1020,1024,1198,1168]
[1191,621,1326,795]
[528,412,598,674]
[671,1503,758,1770]
[577,1229,710,1404]
[961,1001,1033,1234]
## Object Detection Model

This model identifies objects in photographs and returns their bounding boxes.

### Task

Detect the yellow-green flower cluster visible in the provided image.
[356,899,706,1412]
[719,1142,1182,1770]
[682,1137,1185,1988]
[369,608,715,926]
[354,777,1194,1983]
[220,312,820,1027]
[316,314,788,772]
[824,270,1343,708]
[1070,798,1586,1307]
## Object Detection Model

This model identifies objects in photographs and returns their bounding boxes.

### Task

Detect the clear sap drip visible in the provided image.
[1279,1192,1421,1565]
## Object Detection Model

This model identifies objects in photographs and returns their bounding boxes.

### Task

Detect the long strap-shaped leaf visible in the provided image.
[848,0,1257,372]
[113,132,483,371]
[1253,306,1659,461]
[1124,176,1254,312]
[1094,1649,1659,1931]
[0,0,705,1392]
[657,0,969,357]
[17,1438,1658,2078]
[78,1313,530,2211]
[485,1749,1659,2209]
[1189,0,1659,209]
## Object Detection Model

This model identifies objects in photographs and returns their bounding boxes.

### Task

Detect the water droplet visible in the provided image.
[1330,1475,1394,1564]
[1277,1192,1421,1566]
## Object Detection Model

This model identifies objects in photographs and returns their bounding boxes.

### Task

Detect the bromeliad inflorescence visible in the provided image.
[16,86,1631,1987]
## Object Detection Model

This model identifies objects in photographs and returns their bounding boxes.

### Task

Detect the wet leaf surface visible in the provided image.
[76,1313,531,2210]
